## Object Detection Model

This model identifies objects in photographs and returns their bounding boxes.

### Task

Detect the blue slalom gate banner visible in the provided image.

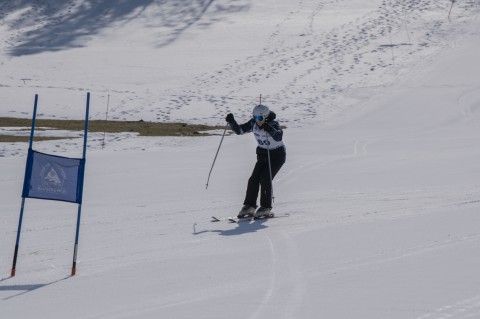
[22,150,86,204]
[11,93,90,277]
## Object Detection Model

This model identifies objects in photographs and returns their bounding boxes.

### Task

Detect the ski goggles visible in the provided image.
[253,115,265,121]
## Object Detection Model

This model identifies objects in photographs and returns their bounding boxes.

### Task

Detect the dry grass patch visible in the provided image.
[0,117,224,143]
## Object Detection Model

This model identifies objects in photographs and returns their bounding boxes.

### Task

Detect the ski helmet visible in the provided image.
[252,104,270,120]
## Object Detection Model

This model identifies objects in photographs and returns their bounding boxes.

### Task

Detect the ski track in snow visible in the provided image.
[416,295,480,319]
[458,86,480,125]
[305,233,480,277]
[248,232,306,319]
[175,0,479,125]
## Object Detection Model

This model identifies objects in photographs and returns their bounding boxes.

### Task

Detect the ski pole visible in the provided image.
[265,132,274,203]
[206,124,228,189]
[448,0,455,21]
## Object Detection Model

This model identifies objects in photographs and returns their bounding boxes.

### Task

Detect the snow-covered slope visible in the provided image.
[1,1,480,318]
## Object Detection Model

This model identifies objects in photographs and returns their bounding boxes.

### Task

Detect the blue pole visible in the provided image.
[28,94,38,150]
[71,92,90,276]
[82,93,90,159]
[11,94,38,277]
[71,203,82,276]
[11,198,26,277]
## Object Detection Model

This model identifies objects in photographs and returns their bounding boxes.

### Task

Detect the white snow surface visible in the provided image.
[2,1,480,318]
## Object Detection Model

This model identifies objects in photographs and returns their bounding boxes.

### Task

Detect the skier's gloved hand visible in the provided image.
[225,113,234,122]
[263,123,275,133]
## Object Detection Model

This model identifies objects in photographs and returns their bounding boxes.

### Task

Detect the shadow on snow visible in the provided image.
[0,276,69,300]
[1,0,249,56]
[194,218,269,236]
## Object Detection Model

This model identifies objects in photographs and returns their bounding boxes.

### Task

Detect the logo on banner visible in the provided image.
[37,163,67,195]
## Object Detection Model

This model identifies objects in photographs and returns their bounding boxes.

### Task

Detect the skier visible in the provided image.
[225,104,286,218]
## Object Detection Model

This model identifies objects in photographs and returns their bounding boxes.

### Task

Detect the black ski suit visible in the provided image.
[227,112,286,209]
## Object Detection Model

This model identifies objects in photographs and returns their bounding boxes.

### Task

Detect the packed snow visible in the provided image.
[1,1,480,318]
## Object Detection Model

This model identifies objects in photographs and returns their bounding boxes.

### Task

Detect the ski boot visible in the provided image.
[237,205,256,218]
[254,207,272,218]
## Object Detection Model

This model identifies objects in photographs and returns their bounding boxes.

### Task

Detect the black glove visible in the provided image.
[263,122,275,133]
[225,113,234,122]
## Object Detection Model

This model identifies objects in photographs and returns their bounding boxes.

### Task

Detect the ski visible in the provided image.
[211,216,230,222]
[228,216,254,223]
[211,216,251,222]
[231,212,290,222]
[211,213,290,223]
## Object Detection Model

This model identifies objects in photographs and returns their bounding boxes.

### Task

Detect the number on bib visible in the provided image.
[257,139,271,146]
